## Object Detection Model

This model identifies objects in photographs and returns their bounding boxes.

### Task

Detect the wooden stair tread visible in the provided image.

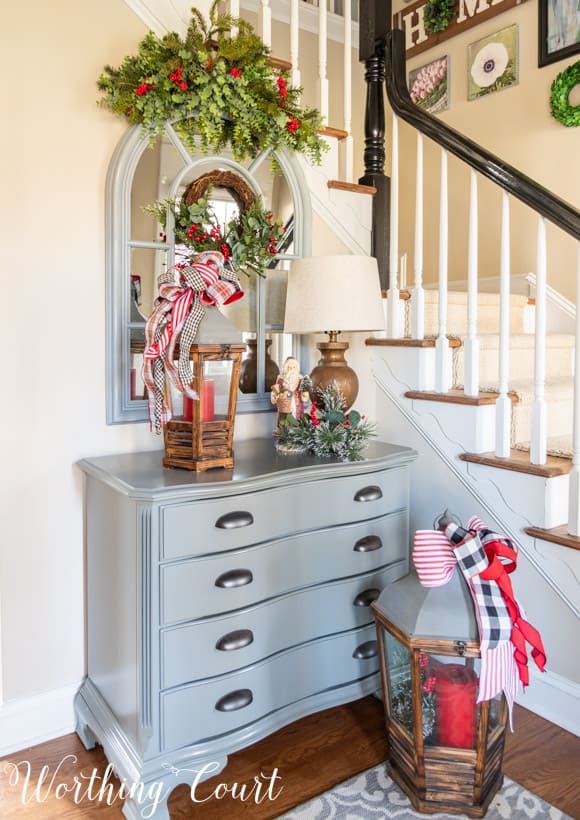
[366,337,462,348]
[269,56,292,71]
[460,450,571,478]
[318,126,349,139]
[405,389,516,406]
[327,180,377,195]
[525,524,580,551]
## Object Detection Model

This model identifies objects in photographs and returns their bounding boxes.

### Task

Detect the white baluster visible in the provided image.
[411,131,425,340]
[495,191,512,458]
[568,244,580,535]
[387,114,401,338]
[229,0,239,36]
[530,217,547,464]
[290,0,301,90]
[435,149,451,391]
[258,0,272,48]
[464,169,480,397]
[318,0,329,123]
[342,0,353,182]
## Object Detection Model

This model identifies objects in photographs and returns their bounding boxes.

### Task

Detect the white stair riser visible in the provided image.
[421,303,529,336]
[454,345,574,386]
[513,396,573,445]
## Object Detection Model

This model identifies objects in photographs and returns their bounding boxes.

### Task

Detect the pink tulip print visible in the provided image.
[408,57,449,114]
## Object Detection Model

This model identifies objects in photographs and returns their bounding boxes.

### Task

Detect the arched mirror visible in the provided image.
[106,120,312,424]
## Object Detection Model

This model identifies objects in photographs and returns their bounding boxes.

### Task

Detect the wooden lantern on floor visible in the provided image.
[372,570,508,817]
[163,309,245,472]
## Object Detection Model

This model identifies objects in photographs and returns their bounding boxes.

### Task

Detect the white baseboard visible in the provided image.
[516,667,580,738]
[0,682,80,757]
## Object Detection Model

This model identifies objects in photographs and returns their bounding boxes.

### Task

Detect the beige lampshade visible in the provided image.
[284,255,384,333]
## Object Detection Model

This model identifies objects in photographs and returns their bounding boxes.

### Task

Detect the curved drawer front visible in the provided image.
[161,564,403,688]
[160,466,408,560]
[161,511,408,624]
[161,625,379,752]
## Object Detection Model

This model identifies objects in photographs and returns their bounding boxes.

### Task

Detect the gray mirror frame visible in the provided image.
[105,123,312,424]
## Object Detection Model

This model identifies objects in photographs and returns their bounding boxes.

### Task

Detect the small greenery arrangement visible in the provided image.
[276,383,376,462]
[145,192,285,277]
[423,0,456,34]
[550,61,580,127]
[97,1,326,166]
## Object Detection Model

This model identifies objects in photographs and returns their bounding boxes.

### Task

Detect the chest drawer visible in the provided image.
[160,466,408,560]
[161,563,404,688]
[161,510,408,624]
[161,624,379,751]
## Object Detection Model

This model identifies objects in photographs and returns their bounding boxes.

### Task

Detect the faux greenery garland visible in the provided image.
[423,0,456,34]
[97,1,326,165]
[145,192,285,277]
[276,383,376,462]
[550,61,580,127]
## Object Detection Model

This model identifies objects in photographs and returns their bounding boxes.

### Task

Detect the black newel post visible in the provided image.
[359,0,392,291]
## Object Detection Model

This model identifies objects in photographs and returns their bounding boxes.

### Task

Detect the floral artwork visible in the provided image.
[468,25,518,100]
[408,56,450,113]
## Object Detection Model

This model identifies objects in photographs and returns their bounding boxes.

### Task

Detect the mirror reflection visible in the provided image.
[128,136,297,403]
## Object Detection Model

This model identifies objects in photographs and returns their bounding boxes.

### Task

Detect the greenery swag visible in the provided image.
[145,192,285,277]
[97,1,327,165]
[550,61,580,127]
[276,383,376,462]
[423,0,456,34]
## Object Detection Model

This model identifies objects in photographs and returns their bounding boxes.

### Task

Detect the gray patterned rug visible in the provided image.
[280,764,570,819]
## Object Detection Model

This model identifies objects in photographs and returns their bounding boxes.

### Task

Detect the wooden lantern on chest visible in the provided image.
[163,308,245,472]
[372,569,508,817]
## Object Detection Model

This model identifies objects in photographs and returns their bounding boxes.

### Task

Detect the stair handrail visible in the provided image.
[385,29,580,242]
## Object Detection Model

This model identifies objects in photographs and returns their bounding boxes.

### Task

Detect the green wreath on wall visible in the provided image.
[550,61,580,127]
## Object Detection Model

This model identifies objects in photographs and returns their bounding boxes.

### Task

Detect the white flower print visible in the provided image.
[470,42,509,87]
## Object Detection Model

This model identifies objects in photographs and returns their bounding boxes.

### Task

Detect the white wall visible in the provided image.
[0,0,263,717]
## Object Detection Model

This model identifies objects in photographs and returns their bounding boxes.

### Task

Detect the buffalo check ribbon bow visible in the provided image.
[413,517,546,726]
[143,251,243,433]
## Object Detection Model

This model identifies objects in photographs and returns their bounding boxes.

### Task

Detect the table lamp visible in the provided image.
[284,255,384,409]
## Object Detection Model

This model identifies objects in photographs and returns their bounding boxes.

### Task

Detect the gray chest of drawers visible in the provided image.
[75,439,416,819]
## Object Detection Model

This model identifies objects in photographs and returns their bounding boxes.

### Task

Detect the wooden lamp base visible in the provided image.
[310,338,359,410]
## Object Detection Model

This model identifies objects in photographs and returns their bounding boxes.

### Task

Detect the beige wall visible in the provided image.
[393,0,580,299]
[0,0,152,702]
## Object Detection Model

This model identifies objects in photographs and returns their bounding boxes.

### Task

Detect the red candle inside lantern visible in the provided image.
[203,378,215,422]
[435,663,478,748]
[183,381,215,422]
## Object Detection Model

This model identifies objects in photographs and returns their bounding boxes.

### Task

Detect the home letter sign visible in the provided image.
[393,0,528,59]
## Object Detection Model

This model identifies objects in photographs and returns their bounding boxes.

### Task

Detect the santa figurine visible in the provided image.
[270,356,310,423]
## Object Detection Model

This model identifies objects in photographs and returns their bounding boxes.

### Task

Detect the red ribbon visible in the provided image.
[478,535,547,687]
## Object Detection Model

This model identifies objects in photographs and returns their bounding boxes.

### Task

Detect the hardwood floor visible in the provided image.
[0,699,578,819]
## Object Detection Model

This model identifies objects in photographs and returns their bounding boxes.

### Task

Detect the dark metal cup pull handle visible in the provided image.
[352,640,378,660]
[216,629,254,652]
[215,689,253,712]
[353,588,381,607]
[215,568,253,589]
[354,485,383,502]
[215,510,254,529]
[353,535,383,552]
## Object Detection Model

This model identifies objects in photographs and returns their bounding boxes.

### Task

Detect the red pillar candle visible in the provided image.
[203,379,215,422]
[435,663,478,748]
[183,394,193,421]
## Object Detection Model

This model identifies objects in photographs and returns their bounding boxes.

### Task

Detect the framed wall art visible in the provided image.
[539,0,580,66]
[409,56,450,113]
[467,24,519,101]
